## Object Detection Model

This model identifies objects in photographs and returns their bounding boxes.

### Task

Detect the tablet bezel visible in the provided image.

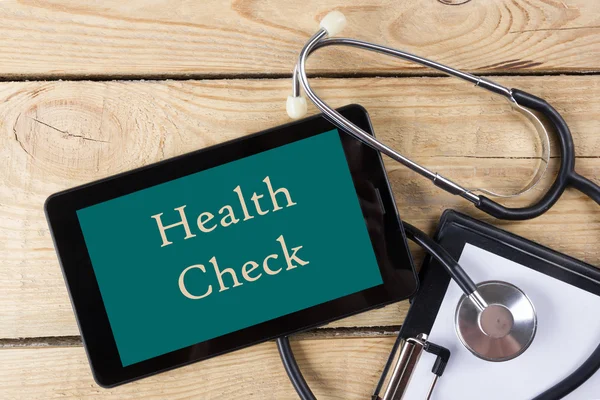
[45,105,417,387]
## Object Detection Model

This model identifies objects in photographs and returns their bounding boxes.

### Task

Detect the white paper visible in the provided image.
[402,243,600,400]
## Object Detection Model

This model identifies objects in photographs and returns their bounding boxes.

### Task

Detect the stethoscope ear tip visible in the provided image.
[319,11,347,36]
[286,95,308,119]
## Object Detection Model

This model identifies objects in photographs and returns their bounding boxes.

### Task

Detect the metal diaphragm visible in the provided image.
[455,281,536,362]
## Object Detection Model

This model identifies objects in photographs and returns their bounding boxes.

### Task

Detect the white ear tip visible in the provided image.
[286,96,307,119]
[320,11,347,36]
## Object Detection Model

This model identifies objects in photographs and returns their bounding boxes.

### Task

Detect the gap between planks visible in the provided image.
[2,69,600,83]
[0,326,402,349]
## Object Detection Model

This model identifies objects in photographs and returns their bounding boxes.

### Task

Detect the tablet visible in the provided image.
[45,104,417,387]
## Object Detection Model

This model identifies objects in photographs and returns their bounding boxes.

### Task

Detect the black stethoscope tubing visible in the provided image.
[279,81,600,400]
[280,12,600,400]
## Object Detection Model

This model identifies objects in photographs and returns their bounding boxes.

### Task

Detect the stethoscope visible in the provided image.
[276,11,600,400]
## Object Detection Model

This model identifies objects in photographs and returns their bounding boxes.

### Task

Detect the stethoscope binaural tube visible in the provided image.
[287,11,597,220]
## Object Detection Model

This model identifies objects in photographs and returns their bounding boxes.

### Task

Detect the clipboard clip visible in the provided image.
[372,333,451,400]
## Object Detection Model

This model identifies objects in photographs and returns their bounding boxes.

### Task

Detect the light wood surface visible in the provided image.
[0,337,395,399]
[2,1,600,398]
[2,76,600,339]
[1,1,600,79]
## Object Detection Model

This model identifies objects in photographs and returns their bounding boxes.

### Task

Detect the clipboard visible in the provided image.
[376,210,600,400]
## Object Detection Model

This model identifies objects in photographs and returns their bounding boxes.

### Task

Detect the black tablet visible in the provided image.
[45,104,417,387]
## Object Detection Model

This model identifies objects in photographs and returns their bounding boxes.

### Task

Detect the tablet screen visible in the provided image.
[77,129,383,367]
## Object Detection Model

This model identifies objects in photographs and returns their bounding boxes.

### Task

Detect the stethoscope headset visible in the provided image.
[276,11,600,400]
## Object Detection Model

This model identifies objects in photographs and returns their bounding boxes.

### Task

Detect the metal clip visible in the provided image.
[373,333,451,400]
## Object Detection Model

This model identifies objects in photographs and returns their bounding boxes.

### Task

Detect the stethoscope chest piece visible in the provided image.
[455,281,537,362]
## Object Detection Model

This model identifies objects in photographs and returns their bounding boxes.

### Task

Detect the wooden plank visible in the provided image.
[1,1,600,78]
[1,75,600,339]
[0,338,395,399]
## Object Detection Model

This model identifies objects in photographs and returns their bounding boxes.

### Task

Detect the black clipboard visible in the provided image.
[401,209,600,340]
[373,210,600,399]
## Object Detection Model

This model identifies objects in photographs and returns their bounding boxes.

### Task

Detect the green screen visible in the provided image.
[77,129,383,367]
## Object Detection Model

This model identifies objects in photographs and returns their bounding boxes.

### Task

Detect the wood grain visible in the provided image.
[2,2,600,397]
[0,337,395,399]
[2,75,600,339]
[1,0,599,79]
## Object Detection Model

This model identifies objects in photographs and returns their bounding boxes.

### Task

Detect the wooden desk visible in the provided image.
[1,1,599,398]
